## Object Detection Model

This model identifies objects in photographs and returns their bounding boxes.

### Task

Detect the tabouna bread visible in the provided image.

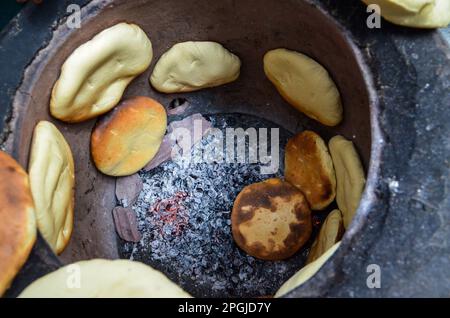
[232,178,312,261]
[285,130,336,210]
[19,259,191,298]
[329,135,366,229]
[150,41,241,93]
[362,0,450,28]
[264,48,343,126]
[307,209,344,264]
[275,242,340,297]
[0,151,36,296]
[50,23,153,123]
[91,96,167,177]
[28,121,75,254]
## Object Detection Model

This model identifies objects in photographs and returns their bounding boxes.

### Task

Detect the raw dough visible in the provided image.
[19,259,191,298]
[150,41,240,93]
[28,121,75,254]
[50,23,153,122]
[264,48,343,126]
[329,135,366,229]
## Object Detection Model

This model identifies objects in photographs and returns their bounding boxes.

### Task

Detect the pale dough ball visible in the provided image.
[19,259,191,298]
[329,135,366,229]
[150,41,241,93]
[362,0,450,28]
[50,23,153,123]
[28,121,75,254]
[264,48,343,126]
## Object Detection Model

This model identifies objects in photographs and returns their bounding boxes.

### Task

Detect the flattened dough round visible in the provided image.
[28,121,75,254]
[329,135,366,229]
[0,151,36,296]
[275,242,341,297]
[264,48,343,126]
[307,209,344,264]
[50,23,153,123]
[150,41,241,93]
[19,259,191,298]
[91,96,167,177]
[232,178,312,261]
[362,0,450,28]
[285,130,336,210]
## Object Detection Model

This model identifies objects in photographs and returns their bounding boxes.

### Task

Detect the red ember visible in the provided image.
[149,191,189,236]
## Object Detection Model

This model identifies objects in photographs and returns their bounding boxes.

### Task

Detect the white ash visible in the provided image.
[120,114,311,297]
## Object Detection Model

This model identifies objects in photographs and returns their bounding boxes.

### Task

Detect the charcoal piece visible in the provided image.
[112,206,142,242]
[167,99,190,115]
[143,134,176,171]
[115,174,143,207]
[144,113,212,171]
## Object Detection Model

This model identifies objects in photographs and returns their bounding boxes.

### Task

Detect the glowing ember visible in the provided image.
[312,215,322,228]
[148,191,189,236]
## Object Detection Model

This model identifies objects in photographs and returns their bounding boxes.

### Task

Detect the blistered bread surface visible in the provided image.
[232,178,312,261]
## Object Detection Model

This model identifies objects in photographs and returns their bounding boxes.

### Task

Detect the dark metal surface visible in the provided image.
[0,0,449,297]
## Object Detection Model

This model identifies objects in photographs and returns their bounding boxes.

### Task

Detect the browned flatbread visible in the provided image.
[91,96,167,177]
[285,130,336,210]
[0,151,36,296]
[231,178,312,261]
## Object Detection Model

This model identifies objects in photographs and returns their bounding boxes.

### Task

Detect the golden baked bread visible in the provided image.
[50,23,153,123]
[232,178,312,261]
[362,0,450,28]
[28,121,75,254]
[0,151,36,296]
[150,41,241,93]
[264,48,343,126]
[307,209,344,264]
[19,259,191,298]
[275,242,341,297]
[329,135,366,229]
[91,96,167,177]
[285,130,336,210]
